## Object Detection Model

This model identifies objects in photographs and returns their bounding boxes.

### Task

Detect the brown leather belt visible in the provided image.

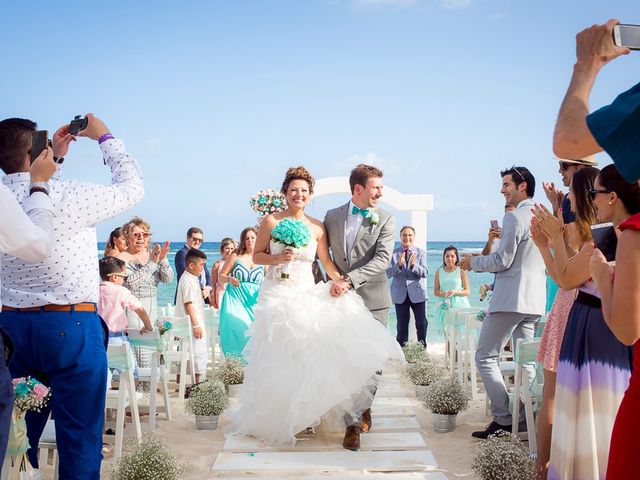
[2,303,97,313]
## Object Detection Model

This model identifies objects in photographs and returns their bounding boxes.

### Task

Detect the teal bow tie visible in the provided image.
[352,205,369,217]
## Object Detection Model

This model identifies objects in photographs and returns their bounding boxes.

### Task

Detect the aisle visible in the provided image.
[210,366,448,479]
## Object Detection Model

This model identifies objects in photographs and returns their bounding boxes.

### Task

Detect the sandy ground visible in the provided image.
[35,342,488,479]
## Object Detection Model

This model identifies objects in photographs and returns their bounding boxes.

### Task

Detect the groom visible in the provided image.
[324,163,396,450]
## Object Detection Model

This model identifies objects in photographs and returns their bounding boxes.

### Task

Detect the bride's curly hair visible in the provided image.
[281,166,315,195]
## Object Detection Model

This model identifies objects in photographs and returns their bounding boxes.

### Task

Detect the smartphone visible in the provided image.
[613,24,640,50]
[591,222,618,262]
[490,220,499,229]
[30,130,48,164]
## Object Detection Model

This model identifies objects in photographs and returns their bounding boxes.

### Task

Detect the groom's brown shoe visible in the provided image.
[360,408,372,433]
[342,426,360,451]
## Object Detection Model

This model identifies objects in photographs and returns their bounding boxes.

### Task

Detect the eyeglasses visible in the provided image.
[132,232,150,239]
[589,188,611,199]
[109,272,126,279]
[190,237,203,244]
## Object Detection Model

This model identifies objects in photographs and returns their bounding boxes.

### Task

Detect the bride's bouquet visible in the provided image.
[7,377,51,478]
[271,219,311,279]
[249,189,287,221]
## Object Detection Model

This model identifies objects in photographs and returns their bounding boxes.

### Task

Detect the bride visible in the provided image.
[225,166,403,447]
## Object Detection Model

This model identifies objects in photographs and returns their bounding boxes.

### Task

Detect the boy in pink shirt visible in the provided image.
[98,257,153,383]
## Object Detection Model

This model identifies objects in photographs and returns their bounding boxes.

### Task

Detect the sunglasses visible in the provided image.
[589,188,611,199]
[512,166,526,182]
[132,232,150,239]
[109,272,126,279]
[190,237,203,243]
[559,161,575,172]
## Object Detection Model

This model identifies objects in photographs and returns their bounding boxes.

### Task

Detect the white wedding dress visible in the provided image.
[225,239,404,447]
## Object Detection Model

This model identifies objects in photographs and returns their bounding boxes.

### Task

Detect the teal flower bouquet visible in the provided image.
[271,218,311,279]
[250,189,288,220]
[7,377,52,475]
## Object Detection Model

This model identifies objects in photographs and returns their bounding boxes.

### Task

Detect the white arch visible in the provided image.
[314,177,434,250]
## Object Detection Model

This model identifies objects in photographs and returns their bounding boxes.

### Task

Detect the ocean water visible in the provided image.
[99,241,493,341]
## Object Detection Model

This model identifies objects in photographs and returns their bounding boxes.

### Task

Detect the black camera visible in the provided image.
[69,115,88,135]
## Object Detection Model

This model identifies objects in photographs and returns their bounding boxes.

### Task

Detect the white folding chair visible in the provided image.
[106,343,142,459]
[161,314,196,400]
[127,328,172,431]
[444,307,482,380]
[37,418,59,480]
[465,312,484,400]
[511,338,542,452]
[204,306,221,367]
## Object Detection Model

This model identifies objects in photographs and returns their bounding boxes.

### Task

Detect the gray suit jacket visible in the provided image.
[324,203,396,311]
[386,246,428,304]
[470,198,546,316]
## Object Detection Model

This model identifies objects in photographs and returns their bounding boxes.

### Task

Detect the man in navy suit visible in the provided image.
[174,227,212,303]
[386,226,428,346]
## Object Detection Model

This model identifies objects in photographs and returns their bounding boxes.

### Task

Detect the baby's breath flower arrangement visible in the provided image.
[12,377,50,413]
[470,431,538,480]
[423,376,470,415]
[402,342,429,363]
[110,434,184,480]
[184,379,229,417]
[404,359,442,387]
[217,356,245,385]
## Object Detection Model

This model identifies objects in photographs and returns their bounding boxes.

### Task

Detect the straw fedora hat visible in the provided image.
[554,154,598,167]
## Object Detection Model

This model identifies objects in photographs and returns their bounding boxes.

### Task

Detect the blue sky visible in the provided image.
[1,0,638,243]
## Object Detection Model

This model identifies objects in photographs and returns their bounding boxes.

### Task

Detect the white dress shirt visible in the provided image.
[345,201,365,262]
[0,186,55,305]
[1,139,144,308]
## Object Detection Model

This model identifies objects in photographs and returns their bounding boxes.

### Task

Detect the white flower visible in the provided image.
[367,211,380,225]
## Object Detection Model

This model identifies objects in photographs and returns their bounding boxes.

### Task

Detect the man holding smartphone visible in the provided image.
[0,114,143,480]
[553,19,639,184]
[459,166,546,439]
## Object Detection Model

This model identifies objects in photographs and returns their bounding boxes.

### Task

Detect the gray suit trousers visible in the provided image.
[475,311,540,425]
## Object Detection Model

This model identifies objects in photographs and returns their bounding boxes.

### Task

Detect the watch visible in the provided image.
[29,181,50,195]
[341,275,353,288]
[54,156,64,164]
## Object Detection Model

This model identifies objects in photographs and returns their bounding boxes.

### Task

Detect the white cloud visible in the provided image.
[439,0,472,10]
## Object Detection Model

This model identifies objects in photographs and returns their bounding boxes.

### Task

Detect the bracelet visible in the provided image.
[98,133,114,144]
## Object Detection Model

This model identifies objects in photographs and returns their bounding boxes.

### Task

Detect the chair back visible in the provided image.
[127,328,165,352]
[514,338,540,366]
[107,343,134,372]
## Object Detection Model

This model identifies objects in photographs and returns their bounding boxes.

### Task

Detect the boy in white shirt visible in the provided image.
[175,248,209,383]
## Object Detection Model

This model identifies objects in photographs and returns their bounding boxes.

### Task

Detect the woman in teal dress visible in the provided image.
[433,245,471,334]
[220,227,265,359]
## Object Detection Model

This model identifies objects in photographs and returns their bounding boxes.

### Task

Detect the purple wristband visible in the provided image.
[98,133,114,144]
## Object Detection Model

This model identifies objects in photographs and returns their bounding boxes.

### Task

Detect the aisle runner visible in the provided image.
[210,368,448,479]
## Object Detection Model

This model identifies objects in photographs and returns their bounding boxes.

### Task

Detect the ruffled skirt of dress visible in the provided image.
[224,279,404,447]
